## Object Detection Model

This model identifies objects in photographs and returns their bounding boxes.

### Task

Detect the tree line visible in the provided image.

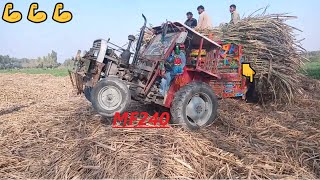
[0,50,75,69]
[307,50,320,61]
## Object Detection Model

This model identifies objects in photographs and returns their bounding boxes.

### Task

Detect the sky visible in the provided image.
[0,0,319,63]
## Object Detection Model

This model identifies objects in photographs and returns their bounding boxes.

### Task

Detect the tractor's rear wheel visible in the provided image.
[91,78,131,117]
[171,82,218,130]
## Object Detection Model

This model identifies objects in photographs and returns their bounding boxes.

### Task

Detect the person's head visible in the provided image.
[186,12,193,20]
[197,5,205,14]
[230,4,236,13]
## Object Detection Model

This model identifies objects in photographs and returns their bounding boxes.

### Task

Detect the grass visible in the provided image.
[0,68,69,77]
[303,56,320,80]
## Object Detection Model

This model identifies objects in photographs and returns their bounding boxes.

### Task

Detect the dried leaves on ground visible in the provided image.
[0,74,319,179]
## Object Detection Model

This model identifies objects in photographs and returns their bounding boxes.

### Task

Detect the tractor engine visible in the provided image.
[75,28,153,100]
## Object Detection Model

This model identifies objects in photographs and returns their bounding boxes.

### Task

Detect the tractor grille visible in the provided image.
[93,40,102,49]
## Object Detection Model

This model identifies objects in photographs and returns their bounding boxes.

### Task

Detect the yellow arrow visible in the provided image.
[242,63,256,83]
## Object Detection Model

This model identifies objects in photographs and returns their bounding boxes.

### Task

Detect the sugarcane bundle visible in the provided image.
[198,12,307,104]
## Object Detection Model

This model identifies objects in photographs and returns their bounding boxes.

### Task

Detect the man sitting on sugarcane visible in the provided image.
[195,5,213,30]
[229,4,240,24]
[159,44,186,98]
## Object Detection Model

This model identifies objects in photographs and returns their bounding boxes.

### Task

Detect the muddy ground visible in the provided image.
[0,74,319,179]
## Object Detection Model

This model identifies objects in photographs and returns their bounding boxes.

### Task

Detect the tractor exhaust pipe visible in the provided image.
[132,14,147,65]
[120,35,135,67]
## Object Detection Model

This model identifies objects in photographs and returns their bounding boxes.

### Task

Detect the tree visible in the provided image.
[63,58,74,68]
[51,50,57,63]
[0,50,59,69]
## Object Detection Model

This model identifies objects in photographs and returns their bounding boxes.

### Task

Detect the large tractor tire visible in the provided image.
[91,78,131,118]
[171,82,218,130]
[84,86,92,102]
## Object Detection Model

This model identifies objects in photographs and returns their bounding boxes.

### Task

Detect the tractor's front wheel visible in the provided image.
[171,82,218,130]
[84,86,92,102]
[91,78,131,117]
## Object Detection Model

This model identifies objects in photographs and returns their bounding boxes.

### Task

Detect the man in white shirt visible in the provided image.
[229,4,240,24]
[195,5,213,30]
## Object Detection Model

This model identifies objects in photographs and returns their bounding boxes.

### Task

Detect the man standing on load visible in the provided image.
[229,4,240,24]
[195,5,213,30]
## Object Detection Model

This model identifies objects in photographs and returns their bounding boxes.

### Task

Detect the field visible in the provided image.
[0,72,319,179]
[0,68,69,77]
[303,56,320,79]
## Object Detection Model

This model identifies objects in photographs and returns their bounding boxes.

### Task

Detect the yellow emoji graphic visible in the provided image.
[53,3,73,23]
[27,3,47,23]
[242,63,256,83]
[2,3,22,23]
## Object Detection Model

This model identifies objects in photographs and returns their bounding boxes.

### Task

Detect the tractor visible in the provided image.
[69,14,248,130]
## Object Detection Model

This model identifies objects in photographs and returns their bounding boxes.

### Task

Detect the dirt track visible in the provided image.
[0,74,319,179]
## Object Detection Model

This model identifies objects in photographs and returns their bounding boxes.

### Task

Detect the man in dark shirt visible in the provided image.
[184,12,197,28]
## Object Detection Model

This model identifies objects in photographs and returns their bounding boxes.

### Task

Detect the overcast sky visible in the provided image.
[0,0,319,62]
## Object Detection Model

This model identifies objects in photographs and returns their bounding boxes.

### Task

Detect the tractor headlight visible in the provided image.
[93,50,99,57]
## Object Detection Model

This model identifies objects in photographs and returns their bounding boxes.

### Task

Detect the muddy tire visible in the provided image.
[91,78,131,118]
[171,82,218,130]
[84,86,92,102]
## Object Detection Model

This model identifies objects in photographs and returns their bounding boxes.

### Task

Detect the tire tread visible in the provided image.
[171,81,218,130]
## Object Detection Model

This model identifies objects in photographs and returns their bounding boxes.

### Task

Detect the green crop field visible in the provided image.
[303,56,320,80]
[0,68,69,77]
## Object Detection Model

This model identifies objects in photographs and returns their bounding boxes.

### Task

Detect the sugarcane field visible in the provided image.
[1,1,320,179]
